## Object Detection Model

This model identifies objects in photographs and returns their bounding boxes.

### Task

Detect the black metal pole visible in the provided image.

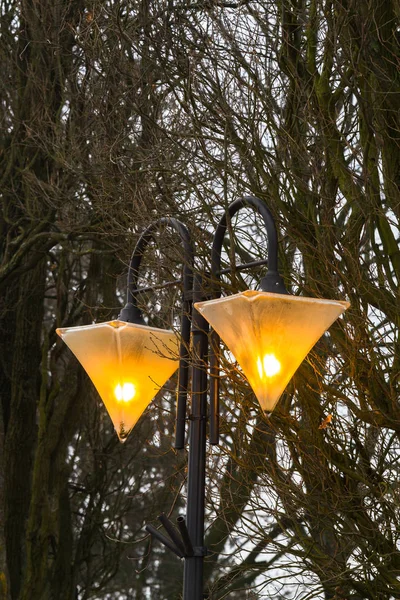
[138,197,286,598]
[183,274,209,600]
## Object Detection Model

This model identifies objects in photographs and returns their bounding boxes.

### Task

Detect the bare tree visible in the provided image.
[150,1,400,598]
[1,0,399,599]
[1,1,189,599]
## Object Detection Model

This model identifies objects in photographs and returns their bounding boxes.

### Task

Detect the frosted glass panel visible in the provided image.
[195,291,349,412]
[57,321,179,441]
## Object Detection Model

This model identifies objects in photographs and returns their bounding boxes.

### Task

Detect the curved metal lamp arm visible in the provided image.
[211,195,287,294]
[209,196,288,444]
[118,216,194,450]
[119,216,193,322]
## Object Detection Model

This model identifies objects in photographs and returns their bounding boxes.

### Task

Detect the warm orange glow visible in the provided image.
[115,382,136,402]
[257,354,281,378]
[195,291,349,413]
[57,320,179,441]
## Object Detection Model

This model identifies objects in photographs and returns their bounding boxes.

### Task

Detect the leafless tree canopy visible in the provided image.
[0,1,399,599]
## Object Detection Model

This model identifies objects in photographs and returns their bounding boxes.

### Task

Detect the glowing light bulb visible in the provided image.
[115,382,136,402]
[257,354,281,378]
[263,354,280,376]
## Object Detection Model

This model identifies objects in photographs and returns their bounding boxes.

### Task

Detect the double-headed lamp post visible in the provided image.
[57,197,349,599]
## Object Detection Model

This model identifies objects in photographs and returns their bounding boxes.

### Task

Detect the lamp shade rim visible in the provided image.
[56,319,175,337]
[195,290,350,311]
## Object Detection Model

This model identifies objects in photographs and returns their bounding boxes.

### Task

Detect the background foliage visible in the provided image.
[0,1,399,599]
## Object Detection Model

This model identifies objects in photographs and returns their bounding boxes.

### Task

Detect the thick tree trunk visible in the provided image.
[0,407,10,600]
[4,259,46,599]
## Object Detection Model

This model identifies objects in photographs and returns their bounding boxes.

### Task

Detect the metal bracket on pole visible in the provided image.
[176,516,194,557]
[145,524,184,559]
[158,513,186,556]
[145,514,207,560]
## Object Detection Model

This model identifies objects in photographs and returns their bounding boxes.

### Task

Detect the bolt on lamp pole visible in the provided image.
[57,197,349,600]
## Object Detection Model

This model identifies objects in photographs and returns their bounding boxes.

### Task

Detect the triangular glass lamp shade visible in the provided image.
[195,291,349,412]
[56,321,179,442]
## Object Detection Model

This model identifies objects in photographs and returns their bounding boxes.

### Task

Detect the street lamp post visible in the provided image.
[57,196,349,599]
